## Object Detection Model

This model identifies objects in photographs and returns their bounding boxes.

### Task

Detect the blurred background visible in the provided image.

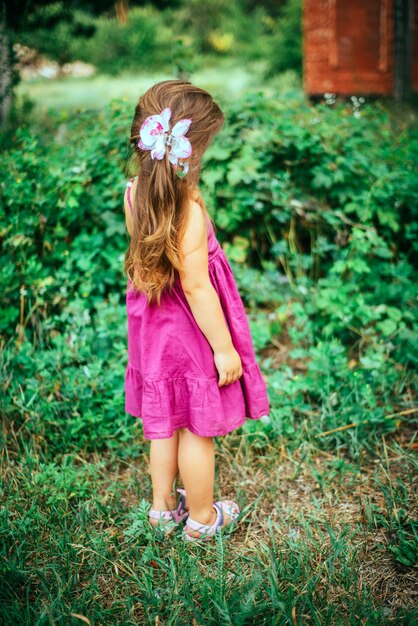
[1,0,417,120]
[2,0,303,116]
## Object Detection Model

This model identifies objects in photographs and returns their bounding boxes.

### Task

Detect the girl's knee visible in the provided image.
[178,427,194,438]
[178,427,212,441]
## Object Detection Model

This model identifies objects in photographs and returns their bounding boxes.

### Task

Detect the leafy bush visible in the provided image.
[175,0,242,54]
[1,102,131,453]
[11,0,302,78]
[75,6,174,75]
[202,91,417,269]
[16,3,96,66]
[264,0,303,77]
[14,3,182,76]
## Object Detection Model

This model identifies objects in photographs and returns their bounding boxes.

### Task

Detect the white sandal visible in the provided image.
[182,499,240,542]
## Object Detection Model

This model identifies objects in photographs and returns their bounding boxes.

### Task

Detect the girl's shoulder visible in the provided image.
[191,185,203,203]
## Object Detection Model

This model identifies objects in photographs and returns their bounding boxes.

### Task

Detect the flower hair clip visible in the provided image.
[138,107,192,176]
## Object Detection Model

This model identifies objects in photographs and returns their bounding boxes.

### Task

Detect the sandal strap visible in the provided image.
[149,488,189,522]
[149,509,174,521]
[214,499,240,519]
[184,503,223,533]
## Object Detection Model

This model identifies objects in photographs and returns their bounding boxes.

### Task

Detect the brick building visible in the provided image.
[303,0,417,100]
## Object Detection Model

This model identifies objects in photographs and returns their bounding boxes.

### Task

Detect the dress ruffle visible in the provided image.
[125,360,269,439]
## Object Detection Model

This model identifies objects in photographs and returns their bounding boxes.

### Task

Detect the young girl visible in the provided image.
[123,80,270,542]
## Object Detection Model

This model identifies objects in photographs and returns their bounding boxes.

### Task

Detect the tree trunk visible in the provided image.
[393,0,413,102]
[115,0,129,24]
[0,15,12,128]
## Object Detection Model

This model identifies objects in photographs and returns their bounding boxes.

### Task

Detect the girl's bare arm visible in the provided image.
[179,200,242,386]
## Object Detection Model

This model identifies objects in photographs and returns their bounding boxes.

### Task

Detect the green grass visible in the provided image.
[16,60,302,113]
[2,430,417,624]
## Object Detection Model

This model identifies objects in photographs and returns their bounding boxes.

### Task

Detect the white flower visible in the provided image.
[138,107,192,166]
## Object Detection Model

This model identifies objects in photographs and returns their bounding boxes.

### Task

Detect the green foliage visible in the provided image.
[363,473,418,568]
[17,3,96,66]
[13,3,184,75]
[176,0,243,54]
[170,37,202,80]
[11,0,303,76]
[264,0,303,77]
[1,101,132,453]
[75,6,174,75]
[202,92,417,277]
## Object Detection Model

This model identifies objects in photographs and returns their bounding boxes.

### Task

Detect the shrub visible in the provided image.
[17,3,96,66]
[264,0,303,78]
[76,7,173,75]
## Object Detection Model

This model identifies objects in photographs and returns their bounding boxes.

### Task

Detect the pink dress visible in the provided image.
[124,181,270,439]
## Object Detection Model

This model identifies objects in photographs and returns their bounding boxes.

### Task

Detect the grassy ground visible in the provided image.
[2,427,417,624]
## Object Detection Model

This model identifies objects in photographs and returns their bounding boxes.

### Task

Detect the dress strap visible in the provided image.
[126,179,134,214]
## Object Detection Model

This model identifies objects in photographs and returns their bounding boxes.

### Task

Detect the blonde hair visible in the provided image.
[124,79,225,307]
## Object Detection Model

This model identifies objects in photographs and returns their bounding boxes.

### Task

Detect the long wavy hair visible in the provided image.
[124,80,225,307]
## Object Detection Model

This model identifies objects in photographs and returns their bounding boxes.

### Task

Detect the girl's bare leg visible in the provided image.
[177,427,235,538]
[149,430,179,524]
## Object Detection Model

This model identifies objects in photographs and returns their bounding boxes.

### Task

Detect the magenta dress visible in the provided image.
[124,182,270,439]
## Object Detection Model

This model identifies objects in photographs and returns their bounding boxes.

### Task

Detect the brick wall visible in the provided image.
[303,0,416,96]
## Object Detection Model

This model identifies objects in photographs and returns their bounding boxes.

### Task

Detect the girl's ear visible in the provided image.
[191,185,202,202]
